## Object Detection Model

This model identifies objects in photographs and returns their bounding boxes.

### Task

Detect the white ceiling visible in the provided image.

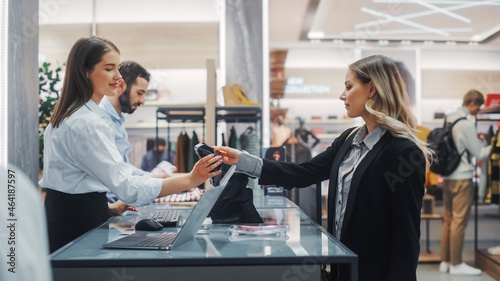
[270,0,500,47]
[39,0,500,53]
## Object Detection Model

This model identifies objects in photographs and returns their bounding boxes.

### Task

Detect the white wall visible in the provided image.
[278,46,500,126]
[40,0,219,24]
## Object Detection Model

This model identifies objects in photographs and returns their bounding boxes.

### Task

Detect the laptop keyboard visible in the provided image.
[147,210,180,227]
[134,232,177,247]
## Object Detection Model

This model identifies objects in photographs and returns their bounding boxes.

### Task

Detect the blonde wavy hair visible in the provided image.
[350,55,432,169]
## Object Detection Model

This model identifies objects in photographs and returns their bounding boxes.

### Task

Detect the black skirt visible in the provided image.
[45,189,109,253]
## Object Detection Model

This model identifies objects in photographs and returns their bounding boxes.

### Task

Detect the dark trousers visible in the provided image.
[45,189,109,253]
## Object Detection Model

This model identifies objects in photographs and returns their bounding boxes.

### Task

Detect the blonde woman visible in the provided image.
[216,55,431,281]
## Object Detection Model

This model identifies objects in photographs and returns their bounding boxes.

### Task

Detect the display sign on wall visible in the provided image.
[285,77,330,95]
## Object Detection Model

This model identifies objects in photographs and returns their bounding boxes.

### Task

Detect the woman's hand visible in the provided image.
[213,146,241,165]
[188,154,222,187]
[108,200,138,216]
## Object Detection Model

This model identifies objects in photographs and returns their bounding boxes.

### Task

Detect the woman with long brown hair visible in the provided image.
[40,36,221,253]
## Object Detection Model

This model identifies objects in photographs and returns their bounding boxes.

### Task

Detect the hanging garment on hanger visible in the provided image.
[221,132,227,146]
[187,130,200,171]
[174,131,191,173]
[240,127,259,156]
[489,130,500,204]
[228,126,240,149]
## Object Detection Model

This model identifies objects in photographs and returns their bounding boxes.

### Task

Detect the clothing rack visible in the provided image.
[474,108,500,278]
[155,106,205,153]
[215,106,262,146]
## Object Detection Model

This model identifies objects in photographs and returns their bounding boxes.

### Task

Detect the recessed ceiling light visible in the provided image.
[307,31,325,39]
[378,40,389,46]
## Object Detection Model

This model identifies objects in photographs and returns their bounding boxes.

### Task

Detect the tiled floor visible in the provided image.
[417,202,500,280]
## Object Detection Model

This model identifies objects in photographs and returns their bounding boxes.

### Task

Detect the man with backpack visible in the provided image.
[439,90,490,276]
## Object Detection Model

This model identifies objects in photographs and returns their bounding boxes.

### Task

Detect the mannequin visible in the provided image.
[271,115,291,147]
[295,118,320,149]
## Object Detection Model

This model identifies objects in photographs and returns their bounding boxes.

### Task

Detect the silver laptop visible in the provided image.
[103,166,236,250]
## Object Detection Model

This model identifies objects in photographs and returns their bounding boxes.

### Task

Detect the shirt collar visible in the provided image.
[85,99,111,120]
[352,125,387,150]
[457,107,470,117]
[99,97,125,123]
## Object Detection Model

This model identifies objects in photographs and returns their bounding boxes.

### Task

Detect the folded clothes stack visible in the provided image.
[153,187,203,203]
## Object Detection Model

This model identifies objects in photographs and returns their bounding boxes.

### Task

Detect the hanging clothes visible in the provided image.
[489,130,500,204]
[228,126,240,149]
[174,131,191,173]
[221,132,227,146]
[240,127,260,156]
[187,130,200,171]
[480,125,496,202]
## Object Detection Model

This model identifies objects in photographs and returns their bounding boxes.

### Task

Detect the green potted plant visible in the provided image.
[39,62,62,174]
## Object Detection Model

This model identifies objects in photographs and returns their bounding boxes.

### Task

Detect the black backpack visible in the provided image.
[428,117,467,176]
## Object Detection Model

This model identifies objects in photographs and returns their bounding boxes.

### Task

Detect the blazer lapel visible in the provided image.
[340,131,391,239]
[328,134,355,234]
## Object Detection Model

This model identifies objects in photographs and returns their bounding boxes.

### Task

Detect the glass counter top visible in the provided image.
[51,196,356,267]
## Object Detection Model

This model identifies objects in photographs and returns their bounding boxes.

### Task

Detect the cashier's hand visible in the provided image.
[108,200,138,216]
[188,154,223,187]
[212,146,241,165]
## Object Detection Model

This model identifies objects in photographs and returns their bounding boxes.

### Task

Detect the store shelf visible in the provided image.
[155,106,206,148]
[216,106,262,123]
[215,106,263,146]
[141,101,206,108]
[125,122,204,130]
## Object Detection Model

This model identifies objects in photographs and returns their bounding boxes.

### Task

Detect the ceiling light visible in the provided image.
[360,7,450,36]
[355,39,366,45]
[446,41,457,46]
[332,39,344,45]
[423,40,434,45]
[378,40,389,46]
[407,0,471,23]
[307,31,325,39]
[401,40,412,45]
[468,41,479,46]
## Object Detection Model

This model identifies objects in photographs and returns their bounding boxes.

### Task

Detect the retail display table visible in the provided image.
[51,195,358,281]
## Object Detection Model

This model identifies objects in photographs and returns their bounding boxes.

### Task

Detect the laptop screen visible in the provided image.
[170,165,237,248]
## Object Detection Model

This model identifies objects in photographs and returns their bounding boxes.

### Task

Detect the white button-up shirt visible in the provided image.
[39,100,161,207]
[99,97,146,176]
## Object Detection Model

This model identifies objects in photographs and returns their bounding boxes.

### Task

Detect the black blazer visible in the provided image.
[260,127,425,281]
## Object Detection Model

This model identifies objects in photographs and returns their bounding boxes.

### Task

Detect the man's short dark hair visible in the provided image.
[118,60,150,114]
[119,60,150,86]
